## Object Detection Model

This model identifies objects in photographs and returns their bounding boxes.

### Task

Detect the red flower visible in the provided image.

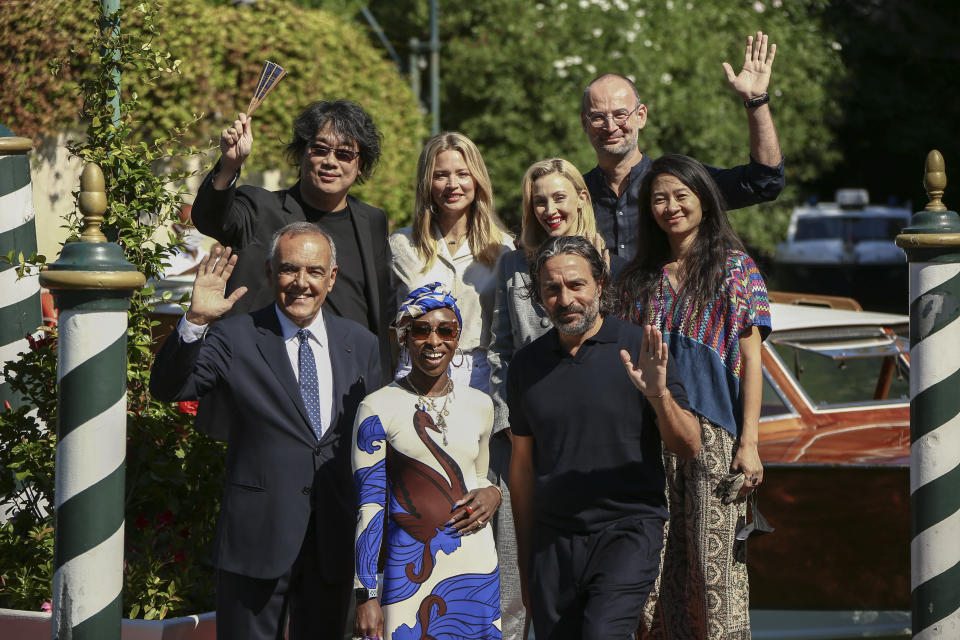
[155,510,175,529]
[134,513,150,530]
[177,401,198,416]
[41,601,52,612]
[173,550,186,564]
[178,527,190,538]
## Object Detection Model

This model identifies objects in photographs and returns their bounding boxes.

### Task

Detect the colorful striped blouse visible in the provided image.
[628,250,771,437]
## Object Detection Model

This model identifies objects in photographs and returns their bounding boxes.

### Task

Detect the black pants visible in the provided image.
[215,518,352,640]
[529,516,665,640]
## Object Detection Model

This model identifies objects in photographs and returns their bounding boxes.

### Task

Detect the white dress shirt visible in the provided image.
[389,226,513,352]
[177,306,334,436]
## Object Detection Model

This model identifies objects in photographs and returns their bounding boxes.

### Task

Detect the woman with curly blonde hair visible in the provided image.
[390,132,513,392]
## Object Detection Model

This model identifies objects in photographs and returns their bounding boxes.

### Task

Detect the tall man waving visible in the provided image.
[582,32,785,260]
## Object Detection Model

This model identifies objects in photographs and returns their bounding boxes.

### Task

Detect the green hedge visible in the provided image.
[0,0,428,225]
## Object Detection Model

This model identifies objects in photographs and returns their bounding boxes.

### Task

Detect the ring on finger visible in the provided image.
[464,505,474,516]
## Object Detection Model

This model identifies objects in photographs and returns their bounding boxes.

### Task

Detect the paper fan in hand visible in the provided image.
[246,60,286,115]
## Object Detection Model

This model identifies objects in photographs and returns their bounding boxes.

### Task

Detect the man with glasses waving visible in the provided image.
[581,31,785,261]
[192,100,394,384]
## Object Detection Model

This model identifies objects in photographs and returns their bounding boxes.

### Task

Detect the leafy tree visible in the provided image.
[818,0,960,209]
[369,0,846,254]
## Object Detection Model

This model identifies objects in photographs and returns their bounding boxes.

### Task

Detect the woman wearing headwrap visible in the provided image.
[352,283,503,640]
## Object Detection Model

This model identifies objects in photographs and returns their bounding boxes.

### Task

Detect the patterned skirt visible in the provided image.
[641,415,751,640]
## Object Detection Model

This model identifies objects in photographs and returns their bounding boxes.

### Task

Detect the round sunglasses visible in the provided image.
[408,320,460,340]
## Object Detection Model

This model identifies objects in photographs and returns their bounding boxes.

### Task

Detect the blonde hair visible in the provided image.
[412,132,508,270]
[520,158,597,260]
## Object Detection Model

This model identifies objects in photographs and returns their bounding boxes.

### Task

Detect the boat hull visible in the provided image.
[748,462,909,610]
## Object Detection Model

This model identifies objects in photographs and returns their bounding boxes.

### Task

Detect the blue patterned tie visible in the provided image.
[297,329,323,440]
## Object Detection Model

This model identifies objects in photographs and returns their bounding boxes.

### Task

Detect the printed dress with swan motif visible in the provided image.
[353,382,501,639]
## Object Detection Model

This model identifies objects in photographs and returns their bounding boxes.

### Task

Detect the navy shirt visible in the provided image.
[507,316,689,534]
[584,154,786,261]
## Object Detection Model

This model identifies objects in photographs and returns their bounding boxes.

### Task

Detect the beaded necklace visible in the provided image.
[400,376,455,445]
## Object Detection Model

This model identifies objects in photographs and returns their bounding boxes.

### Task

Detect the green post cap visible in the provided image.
[40,163,146,292]
[896,150,960,262]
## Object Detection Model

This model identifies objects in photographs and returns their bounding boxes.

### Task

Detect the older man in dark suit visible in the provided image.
[150,223,380,640]
[191,100,394,380]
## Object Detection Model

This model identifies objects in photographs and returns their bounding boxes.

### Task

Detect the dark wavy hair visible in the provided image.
[617,154,744,313]
[284,100,382,183]
[528,235,617,317]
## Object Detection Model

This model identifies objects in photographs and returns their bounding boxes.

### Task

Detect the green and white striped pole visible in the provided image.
[896,150,960,638]
[40,163,144,640]
[0,125,42,410]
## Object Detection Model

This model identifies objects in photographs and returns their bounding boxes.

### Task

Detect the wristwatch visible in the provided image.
[355,586,378,605]
[743,92,770,109]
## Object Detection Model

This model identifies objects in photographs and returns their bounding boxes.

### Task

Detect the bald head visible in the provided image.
[581,74,646,160]
[581,74,641,116]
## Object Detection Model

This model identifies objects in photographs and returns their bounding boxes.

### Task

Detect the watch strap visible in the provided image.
[743,92,770,109]
[355,586,378,604]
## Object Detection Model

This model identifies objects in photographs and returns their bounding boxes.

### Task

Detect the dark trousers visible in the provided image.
[215,518,352,640]
[529,516,665,640]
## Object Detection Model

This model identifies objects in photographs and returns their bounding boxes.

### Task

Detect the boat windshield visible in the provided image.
[794,216,906,242]
[769,327,910,408]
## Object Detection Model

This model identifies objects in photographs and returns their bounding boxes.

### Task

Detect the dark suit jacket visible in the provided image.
[191,169,394,382]
[150,306,381,582]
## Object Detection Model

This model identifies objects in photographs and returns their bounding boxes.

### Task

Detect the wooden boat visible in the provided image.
[750,293,910,610]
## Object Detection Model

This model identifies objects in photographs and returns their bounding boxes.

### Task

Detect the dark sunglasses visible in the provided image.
[408,320,460,340]
[309,143,359,163]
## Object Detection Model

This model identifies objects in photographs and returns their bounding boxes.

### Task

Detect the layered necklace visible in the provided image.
[401,376,455,445]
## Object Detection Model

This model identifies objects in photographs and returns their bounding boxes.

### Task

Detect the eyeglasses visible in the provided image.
[308,143,359,163]
[587,103,641,129]
[408,320,460,340]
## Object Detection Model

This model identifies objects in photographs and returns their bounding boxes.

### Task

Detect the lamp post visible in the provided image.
[102,0,121,127]
[408,0,440,135]
[40,163,144,640]
[895,150,960,639]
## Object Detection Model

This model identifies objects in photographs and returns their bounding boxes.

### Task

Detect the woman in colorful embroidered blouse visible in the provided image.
[390,132,513,392]
[617,154,771,640]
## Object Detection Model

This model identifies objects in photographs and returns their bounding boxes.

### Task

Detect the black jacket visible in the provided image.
[191,169,394,382]
[150,307,380,581]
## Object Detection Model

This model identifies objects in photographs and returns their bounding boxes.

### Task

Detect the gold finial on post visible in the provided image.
[923,150,947,212]
[78,163,108,243]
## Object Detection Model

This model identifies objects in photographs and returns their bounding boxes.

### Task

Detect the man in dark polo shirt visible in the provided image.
[191,100,394,381]
[507,236,701,640]
[582,32,785,260]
